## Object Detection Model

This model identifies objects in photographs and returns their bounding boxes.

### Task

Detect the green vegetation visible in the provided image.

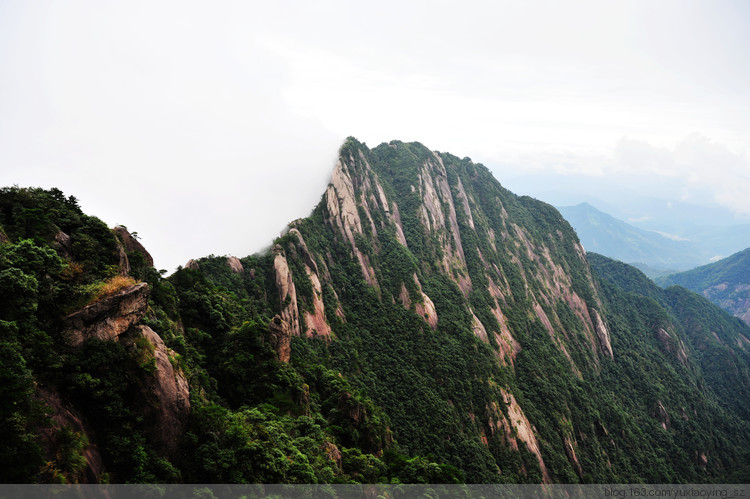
[657,248,750,325]
[558,202,703,276]
[2,137,750,485]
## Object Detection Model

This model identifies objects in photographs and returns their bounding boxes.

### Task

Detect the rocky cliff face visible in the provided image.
[255,138,629,480]
[705,282,750,327]
[120,325,190,457]
[56,245,190,468]
[62,283,150,347]
[9,142,750,484]
[37,387,105,483]
[114,226,154,268]
[236,137,750,483]
[268,314,292,363]
[315,140,612,374]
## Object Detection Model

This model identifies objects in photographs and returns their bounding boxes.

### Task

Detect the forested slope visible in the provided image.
[2,138,750,483]
[657,248,750,326]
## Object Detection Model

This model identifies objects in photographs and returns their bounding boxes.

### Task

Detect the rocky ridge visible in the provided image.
[261,139,632,481]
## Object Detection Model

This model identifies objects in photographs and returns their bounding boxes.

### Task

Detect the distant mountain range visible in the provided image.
[557,202,750,278]
[657,248,750,327]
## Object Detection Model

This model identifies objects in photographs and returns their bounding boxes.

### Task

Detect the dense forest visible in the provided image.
[1,138,750,484]
[657,248,750,327]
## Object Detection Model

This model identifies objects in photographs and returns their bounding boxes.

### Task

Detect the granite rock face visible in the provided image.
[273,245,301,337]
[114,226,154,267]
[121,325,191,457]
[37,387,105,483]
[226,256,244,273]
[268,314,292,363]
[61,283,150,347]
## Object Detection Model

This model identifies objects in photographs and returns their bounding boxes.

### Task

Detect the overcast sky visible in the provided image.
[1,0,749,271]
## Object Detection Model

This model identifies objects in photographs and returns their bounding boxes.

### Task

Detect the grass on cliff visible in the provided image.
[84,276,138,306]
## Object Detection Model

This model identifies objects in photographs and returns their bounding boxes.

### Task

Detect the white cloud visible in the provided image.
[0,1,342,272]
[1,0,749,270]
[615,134,750,216]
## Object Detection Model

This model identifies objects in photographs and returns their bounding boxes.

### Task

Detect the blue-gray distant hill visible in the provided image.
[657,247,750,327]
[557,202,704,277]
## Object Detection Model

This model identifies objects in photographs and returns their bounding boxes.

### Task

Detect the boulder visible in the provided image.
[62,283,149,347]
[53,231,73,259]
[226,256,244,273]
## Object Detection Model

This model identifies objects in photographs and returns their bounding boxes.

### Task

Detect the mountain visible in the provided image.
[657,248,750,327]
[677,225,750,263]
[557,203,704,276]
[499,170,750,249]
[2,138,750,484]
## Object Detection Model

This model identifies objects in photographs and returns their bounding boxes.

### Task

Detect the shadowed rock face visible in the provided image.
[54,231,73,259]
[268,315,291,363]
[37,387,105,483]
[62,283,150,347]
[121,325,191,457]
[113,226,154,267]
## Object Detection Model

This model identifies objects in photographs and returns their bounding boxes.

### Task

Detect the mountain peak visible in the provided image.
[4,143,750,483]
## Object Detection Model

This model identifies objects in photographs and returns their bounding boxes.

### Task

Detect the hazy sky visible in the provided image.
[2,0,749,271]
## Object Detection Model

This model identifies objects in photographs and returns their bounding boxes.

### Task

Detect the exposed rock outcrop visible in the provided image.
[489,389,551,483]
[37,387,105,483]
[185,259,200,270]
[564,436,583,479]
[53,231,73,259]
[323,441,343,470]
[326,159,363,249]
[325,157,379,289]
[592,309,614,358]
[226,256,243,273]
[397,274,438,330]
[62,283,149,347]
[273,245,301,337]
[268,314,292,363]
[657,327,689,366]
[417,155,472,295]
[391,202,409,248]
[652,400,671,430]
[113,226,154,267]
[705,283,750,327]
[290,229,333,339]
[471,310,489,343]
[121,325,190,457]
[116,239,131,276]
[412,274,438,330]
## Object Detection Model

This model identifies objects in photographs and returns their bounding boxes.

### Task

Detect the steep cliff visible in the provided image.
[176,138,750,483]
[261,139,750,482]
[3,144,750,484]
